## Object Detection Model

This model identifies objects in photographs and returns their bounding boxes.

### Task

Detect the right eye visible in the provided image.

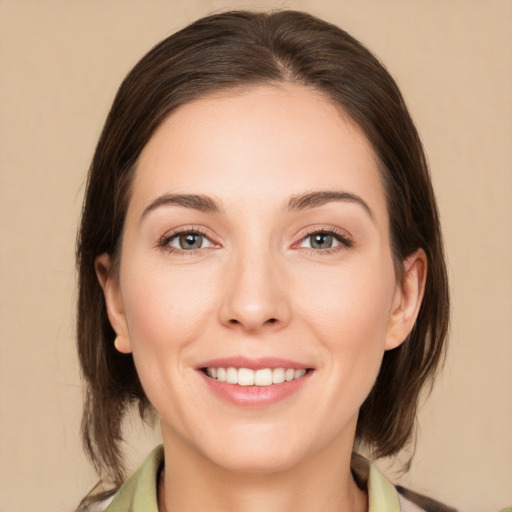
[300,232,341,250]
[157,226,218,255]
[166,231,214,251]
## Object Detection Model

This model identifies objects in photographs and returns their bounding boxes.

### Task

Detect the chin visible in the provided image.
[194,422,321,474]
[208,443,305,474]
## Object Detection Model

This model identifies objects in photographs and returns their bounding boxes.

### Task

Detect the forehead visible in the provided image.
[130,83,388,224]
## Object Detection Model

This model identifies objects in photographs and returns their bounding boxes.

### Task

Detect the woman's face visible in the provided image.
[99,83,424,473]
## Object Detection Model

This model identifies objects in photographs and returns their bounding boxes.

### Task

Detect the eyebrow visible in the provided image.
[140,193,222,222]
[286,191,374,220]
[140,190,374,222]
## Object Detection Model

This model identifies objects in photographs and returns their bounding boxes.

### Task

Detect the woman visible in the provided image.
[76,10,452,512]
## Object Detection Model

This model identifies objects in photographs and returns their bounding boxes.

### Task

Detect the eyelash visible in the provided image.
[157,226,217,256]
[156,226,353,256]
[294,227,354,255]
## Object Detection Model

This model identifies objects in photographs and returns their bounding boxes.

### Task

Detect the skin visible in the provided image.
[96,83,426,512]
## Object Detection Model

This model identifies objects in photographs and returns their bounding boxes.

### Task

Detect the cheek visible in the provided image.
[297,260,395,340]
[120,258,219,366]
[294,258,396,390]
[117,257,223,428]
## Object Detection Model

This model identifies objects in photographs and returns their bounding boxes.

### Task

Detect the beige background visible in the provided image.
[1,1,511,511]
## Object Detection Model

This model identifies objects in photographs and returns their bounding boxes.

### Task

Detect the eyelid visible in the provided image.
[156,224,353,255]
[291,225,354,251]
[156,225,221,253]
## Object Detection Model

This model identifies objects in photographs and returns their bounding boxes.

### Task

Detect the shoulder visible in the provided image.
[351,453,457,512]
[396,485,458,512]
[102,445,164,512]
[91,495,115,512]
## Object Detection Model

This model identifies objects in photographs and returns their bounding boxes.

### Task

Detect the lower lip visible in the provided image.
[199,371,313,407]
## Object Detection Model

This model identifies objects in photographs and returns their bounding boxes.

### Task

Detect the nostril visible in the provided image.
[225,317,279,328]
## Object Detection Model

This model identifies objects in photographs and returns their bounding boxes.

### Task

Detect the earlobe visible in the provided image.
[385,248,427,351]
[95,253,132,354]
[114,335,132,354]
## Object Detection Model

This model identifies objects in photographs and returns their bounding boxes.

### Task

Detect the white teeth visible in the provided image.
[226,367,238,384]
[254,368,273,386]
[237,368,254,386]
[272,368,285,384]
[205,366,308,386]
[294,369,306,379]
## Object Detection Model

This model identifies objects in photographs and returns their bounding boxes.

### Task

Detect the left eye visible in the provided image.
[300,232,342,250]
[168,232,213,250]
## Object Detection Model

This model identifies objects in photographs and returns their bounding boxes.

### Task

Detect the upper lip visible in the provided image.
[197,356,311,371]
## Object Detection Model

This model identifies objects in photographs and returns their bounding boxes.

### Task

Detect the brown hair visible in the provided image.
[77,8,449,499]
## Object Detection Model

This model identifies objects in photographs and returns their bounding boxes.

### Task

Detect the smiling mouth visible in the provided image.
[201,367,311,386]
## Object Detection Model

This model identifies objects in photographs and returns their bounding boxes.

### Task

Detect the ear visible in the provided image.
[385,248,427,351]
[95,253,132,354]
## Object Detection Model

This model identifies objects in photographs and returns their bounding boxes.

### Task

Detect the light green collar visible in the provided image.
[106,445,400,512]
[105,445,163,512]
[351,452,401,511]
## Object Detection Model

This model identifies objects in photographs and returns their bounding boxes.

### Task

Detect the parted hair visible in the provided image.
[77,8,449,502]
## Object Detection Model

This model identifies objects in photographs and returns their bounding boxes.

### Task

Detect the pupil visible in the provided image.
[180,233,202,249]
[312,233,332,249]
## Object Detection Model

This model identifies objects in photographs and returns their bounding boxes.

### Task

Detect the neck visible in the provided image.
[158,430,367,512]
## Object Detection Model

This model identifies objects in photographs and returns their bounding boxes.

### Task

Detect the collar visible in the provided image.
[105,445,163,512]
[105,445,400,512]
[351,452,401,511]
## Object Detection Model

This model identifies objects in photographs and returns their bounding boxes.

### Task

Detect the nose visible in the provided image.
[218,249,291,333]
